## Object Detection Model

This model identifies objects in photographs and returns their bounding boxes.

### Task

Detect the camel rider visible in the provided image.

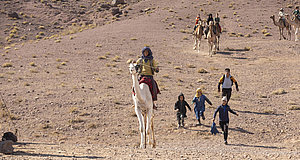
[194,14,201,31]
[136,47,160,110]
[205,14,215,38]
[215,13,222,33]
[292,6,300,20]
[278,8,287,27]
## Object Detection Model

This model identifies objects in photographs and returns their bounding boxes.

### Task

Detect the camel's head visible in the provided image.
[198,20,202,26]
[129,62,139,75]
[270,15,275,19]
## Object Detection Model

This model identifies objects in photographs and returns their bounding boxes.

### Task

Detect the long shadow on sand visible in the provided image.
[217,51,234,55]
[185,125,254,134]
[236,110,284,116]
[15,142,57,146]
[227,143,283,149]
[13,151,105,159]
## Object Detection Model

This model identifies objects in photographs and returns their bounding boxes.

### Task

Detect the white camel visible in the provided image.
[207,21,217,57]
[285,14,300,41]
[129,63,156,149]
[193,21,204,53]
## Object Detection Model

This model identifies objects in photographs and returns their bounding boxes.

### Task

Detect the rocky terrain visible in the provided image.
[0,0,299,159]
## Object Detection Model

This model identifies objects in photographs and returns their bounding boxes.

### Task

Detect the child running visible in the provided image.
[174,93,191,128]
[192,88,212,125]
[213,96,238,145]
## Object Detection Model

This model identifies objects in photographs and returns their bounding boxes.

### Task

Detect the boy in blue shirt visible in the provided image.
[192,88,212,125]
[213,97,239,145]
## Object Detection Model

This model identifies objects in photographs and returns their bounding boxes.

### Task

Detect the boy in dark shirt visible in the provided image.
[213,97,238,145]
[175,93,191,128]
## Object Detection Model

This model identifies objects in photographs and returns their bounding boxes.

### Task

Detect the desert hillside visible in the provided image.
[0,0,300,159]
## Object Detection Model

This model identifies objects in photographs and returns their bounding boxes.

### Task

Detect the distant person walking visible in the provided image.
[213,96,238,145]
[218,68,239,103]
[192,88,212,125]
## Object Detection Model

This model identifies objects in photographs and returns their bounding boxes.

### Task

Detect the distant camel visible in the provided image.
[207,21,217,57]
[270,15,291,40]
[129,62,156,149]
[285,14,300,41]
[193,21,204,53]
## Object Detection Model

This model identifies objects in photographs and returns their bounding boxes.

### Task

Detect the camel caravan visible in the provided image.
[270,7,300,41]
[129,8,300,149]
[193,13,222,56]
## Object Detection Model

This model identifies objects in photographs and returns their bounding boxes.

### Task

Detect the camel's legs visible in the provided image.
[213,42,217,54]
[146,109,154,147]
[217,36,220,50]
[288,27,291,40]
[209,42,212,57]
[279,27,282,40]
[151,115,156,148]
[282,28,286,40]
[135,108,145,148]
[143,114,147,148]
[193,38,197,50]
[146,111,151,144]
[197,38,201,53]
[295,28,299,41]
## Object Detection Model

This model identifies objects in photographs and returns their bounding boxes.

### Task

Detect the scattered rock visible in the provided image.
[111,8,121,15]
[111,0,125,7]
[0,140,14,154]
[100,3,111,9]
[7,12,20,19]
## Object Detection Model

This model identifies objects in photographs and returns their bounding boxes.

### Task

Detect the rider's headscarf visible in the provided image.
[142,47,153,63]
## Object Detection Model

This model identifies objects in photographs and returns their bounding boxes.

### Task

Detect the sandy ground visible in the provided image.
[0,0,300,159]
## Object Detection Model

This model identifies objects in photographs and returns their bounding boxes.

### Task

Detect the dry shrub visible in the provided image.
[187,64,196,68]
[70,107,79,114]
[41,124,52,129]
[112,56,121,62]
[261,29,268,34]
[2,63,12,68]
[98,56,107,60]
[198,68,208,73]
[30,62,36,66]
[197,79,207,83]
[272,89,287,95]
[162,74,170,78]
[174,66,181,70]
[87,123,97,129]
[263,110,275,114]
[289,106,300,110]
[69,118,85,124]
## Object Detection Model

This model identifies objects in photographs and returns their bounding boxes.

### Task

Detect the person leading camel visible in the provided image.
[279,8,287,27]
[136,47,160,110]
[174,93,191,128]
